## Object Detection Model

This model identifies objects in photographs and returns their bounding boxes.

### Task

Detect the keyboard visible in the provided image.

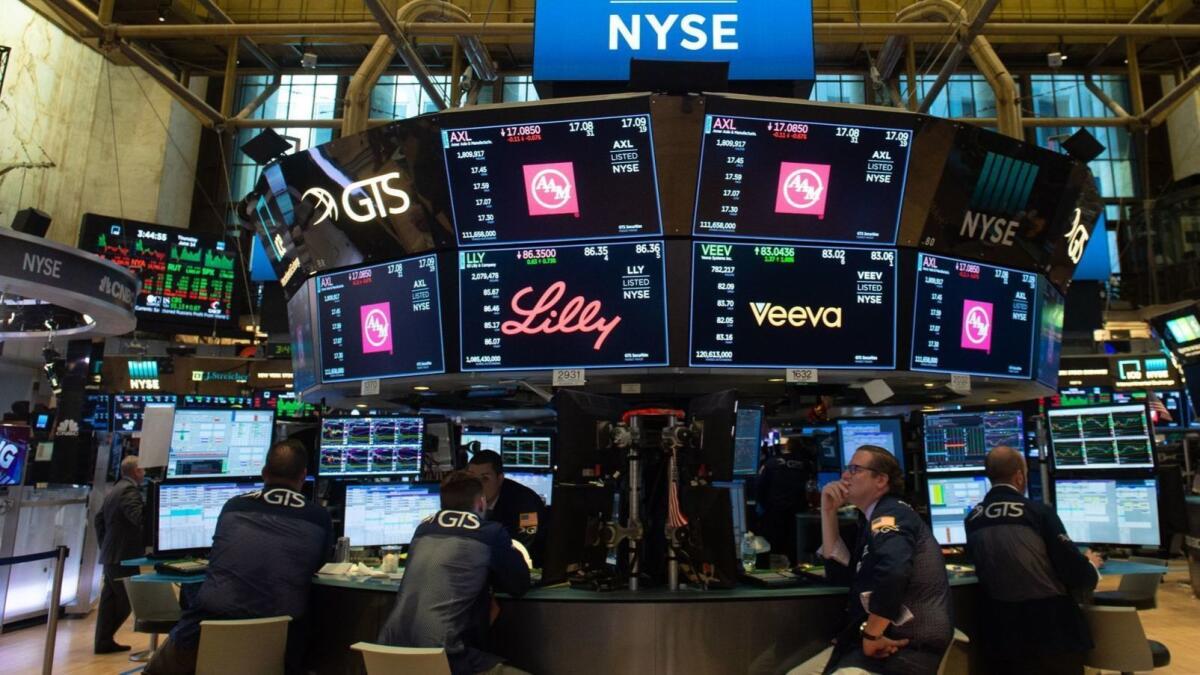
[156,559,209,575]
[741,570,805,588]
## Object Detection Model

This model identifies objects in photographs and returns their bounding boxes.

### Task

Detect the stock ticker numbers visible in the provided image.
[910,253,1038,379]
[458,241,669,371]
[315,255,445,383]
[689,242,897,368]
[441,113,663,246]
[693,113,913,244]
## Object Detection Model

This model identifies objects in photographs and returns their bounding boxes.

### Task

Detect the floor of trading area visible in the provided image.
[0,568,1196,674]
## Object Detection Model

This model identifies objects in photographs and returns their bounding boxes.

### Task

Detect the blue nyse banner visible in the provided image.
[533,0,815,81]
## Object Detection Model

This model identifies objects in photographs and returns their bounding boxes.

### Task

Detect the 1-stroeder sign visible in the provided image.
[533,0,815,81]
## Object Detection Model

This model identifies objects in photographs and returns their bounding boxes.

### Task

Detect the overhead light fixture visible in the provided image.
[767,377,784,382]
[923,382,936,388]
[413,385,430,391]
[355,403,368,408]
[987,398,999,403]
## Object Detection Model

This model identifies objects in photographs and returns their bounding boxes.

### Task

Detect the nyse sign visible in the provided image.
[534,0,815,81]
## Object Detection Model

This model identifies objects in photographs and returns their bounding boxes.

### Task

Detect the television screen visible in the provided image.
[166,409,276,479]
[732,407,764,477]
[287,279,319,393]
[82,394,112,432]
[693,100,915,245]
[1154,304,1200,363]
[690,242,897,368]
[1111,390,1186,429]
[458,240,669,371]
[180,395,266,410]
[1034,277,1065,388]
[923,410,1023,472]
[156,481,262,554]
[270,392,320,421]
[506,471,553,506]
[79,215,240,326]
[838,418,904,470]
[319,416,423,476]
[499,435,553,470]
[910,253,1039,379]
[112,394,177,432]
[440,99,662,246]
[1054,387,1112,408]
[461,433,502,459]
[0,426,30,486]
[315,254,445,383]
[1054,478,1160,546]
[343,483,441,546]
[928,475,990,546]
[789,425,840,471]
[1048,403,1155,470]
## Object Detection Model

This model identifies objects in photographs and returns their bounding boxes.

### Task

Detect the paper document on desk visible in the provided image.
[859,591,914,626]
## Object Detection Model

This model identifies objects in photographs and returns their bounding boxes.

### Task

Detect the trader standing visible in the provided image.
[94,455,146,654]
[812,445,952,675]
[467,450,547,566]
[965,446,1102,675]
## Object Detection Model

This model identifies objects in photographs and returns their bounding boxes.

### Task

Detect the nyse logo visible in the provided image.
[960,300,993,353]
[360,302,393,355]
[749,302,842,328]
[1064,208,1089,264]
[960,152,1039,247]
[303,172,412,224]
[775,162,830,218]
[523,162,580,216]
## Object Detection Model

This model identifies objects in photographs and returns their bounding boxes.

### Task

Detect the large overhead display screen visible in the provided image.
[459,241,668,371]
[690,242,896,368]
[441,106,662,246]
[692,104,914,244]
[911,253,1038,378]
[315,254,444,383]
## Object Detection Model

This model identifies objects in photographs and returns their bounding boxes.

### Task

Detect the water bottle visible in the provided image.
[741,531,757,573]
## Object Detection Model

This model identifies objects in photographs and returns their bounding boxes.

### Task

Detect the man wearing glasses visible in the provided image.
[811,445,952,675]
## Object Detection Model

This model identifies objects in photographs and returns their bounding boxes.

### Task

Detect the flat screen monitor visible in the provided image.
[838,418,904,471]
[789,425,840,471]
[1048,403,1155,470]
[1054,387,1113,408]
[1054,478,1160,546]
[287,279,319,393]
[0,426,29,486]
[82,394,112,432]
[1034,277,1065,388]
[166,409,276,479]
[112,394,177,432]
[1157,304,1200,363]
[270,392,320,421]
[506,471,553,506]
[343,483,441,547]
[461,433,502,459]
[713,480,748,555]
[910,253,1039,379]
[458,240,669,371]
[315,254,445,383]
[500,435,553,470]
[928,475,990,546]
[817,471,841,491]
[79,215,240,326]
[319,416,424,476]
[733,407,764,477]
[180,395,264,410]
[923,410,1024,472]
[1112,390,1187,429]
[440,100,663,246]
[33,413,53,432]
[156,481,262,554]
[693,104,914,245]
[690,242,897,368]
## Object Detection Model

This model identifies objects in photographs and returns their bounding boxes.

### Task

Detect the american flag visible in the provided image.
[1148,391,1173,423]
[667,453,689,529]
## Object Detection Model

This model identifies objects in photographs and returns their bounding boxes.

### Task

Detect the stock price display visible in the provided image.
[693,114,912,244]
[315,255,445,383]
[911,253,1037,379]
[1048,404,1155,470]
[442,113,662,246]
[458,241,669,371]
[690,242,897,368]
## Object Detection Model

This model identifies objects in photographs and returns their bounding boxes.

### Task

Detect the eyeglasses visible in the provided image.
[844,463,882,476]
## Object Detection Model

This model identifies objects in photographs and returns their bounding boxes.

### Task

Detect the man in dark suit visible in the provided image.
[94,455,146,654]
[467,450,547,566]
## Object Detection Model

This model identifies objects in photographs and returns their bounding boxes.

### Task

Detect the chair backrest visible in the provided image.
[351,642,452,675]
[196,616,292,675]
[1118,556,1167,595]
[122,578,183,624]
[1081,605,1154,672]
[936,628,971,675]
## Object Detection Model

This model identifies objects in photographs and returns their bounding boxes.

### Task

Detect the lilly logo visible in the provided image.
[501,281,620,350]
[749,302,843,328]
[523,162,579,216]
[775,162,831,218]
[303,172,412,224]
[960,300,993,353]
[360,302,393,355]
[1064,208,1089,264]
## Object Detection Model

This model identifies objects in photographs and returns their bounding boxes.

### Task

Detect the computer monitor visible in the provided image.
[33,412,54,433]
[342,483,441,547]
[837,417,904,471]
[1047,403,1155,470]
[506,471,553,506]
[500,435,553,470]
[927,475,990,546]
[461,433,502,458]
[319,416,424,477]
[1054,478,1161,546]
[732,407,764,477]
[166,409,276,479]
[923,410,1024,472]
[155,480,262,554]
[789,425,840,472]
[713,480,748,555]
[817,471,841,491]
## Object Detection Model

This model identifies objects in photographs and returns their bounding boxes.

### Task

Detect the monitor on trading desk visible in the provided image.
[1047,403,1155,470]
[319,416,424,477]
[460,433,502,461]
[506,471,553,506]
[790,425,839,471]
[1054,478,1160,546]
[714,480,748,555]
[733,407,764,477]
[837,418,904,470]
[500,435,553,470]
[166,409,276,479]
[927,476,990,546]
[817,471,841,491]
[343,483,441,547]
[155,481,262,554]
[923,410,1023,472]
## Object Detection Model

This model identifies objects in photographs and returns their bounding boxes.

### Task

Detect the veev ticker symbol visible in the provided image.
[523,162,580,217]
[360,302,393,355]
[960,300,993,354]
[774,162,831,218]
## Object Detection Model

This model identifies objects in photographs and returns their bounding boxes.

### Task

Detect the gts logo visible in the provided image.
[749,302,843,328]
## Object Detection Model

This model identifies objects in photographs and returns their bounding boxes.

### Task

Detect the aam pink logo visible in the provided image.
[523,162,579,217]
[775,163,831,219]
[360,302,393,355]
[960,300,993,353]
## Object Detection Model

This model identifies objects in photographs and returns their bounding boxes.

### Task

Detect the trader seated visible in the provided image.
[379,471,532,675]
[145,440,333,675]
[467,450,548,566]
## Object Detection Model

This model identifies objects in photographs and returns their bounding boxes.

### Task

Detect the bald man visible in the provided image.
[94,455,146,653]
[964,446,1103,675]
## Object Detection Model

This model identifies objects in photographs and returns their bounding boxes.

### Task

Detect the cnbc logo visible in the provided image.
[749,303,842,328]
[960,152,1039,247]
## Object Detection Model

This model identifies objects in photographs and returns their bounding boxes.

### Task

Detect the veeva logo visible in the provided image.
[749,303,842,328]
[959,152,1039,246]
[303,172,412,224]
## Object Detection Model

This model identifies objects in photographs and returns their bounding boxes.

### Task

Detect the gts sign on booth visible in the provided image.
[533,0,815,81]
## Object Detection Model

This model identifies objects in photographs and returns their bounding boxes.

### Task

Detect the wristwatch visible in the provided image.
[859,622,882,641]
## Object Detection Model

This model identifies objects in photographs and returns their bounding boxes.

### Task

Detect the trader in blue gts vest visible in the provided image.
[965,446,1102,675]
[145,440,333,675]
